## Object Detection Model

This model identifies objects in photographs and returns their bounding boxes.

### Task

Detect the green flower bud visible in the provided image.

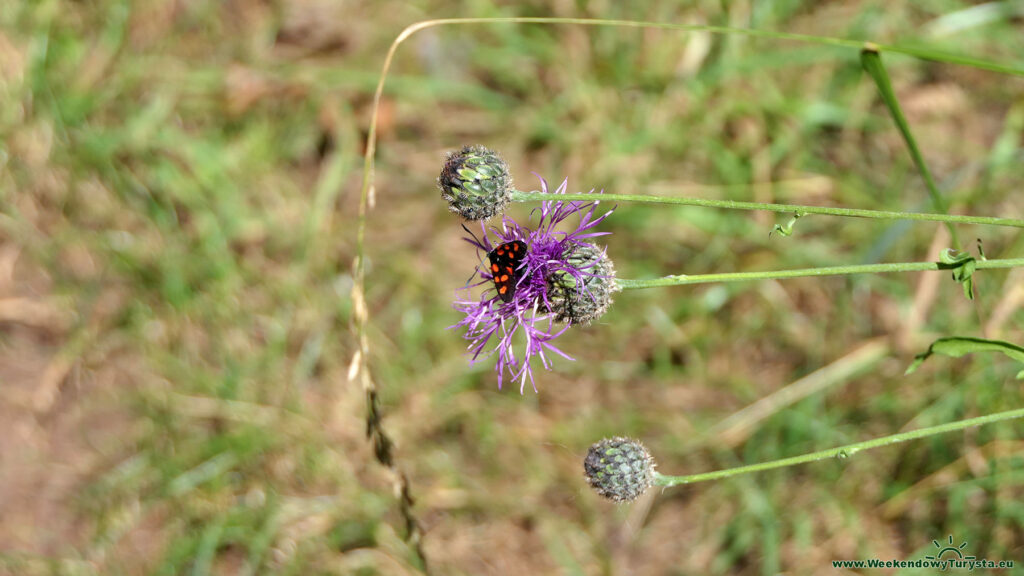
[545,243,618,324]
[584,437,655,503]
[438,145,512,221]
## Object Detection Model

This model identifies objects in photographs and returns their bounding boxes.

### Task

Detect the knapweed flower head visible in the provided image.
[453,175,618,392]
[438,145,513,221]
[584,437,656,503]
[546,243,617,324]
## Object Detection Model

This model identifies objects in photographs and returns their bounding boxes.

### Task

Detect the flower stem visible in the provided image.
[616,258,1024,290]
[509,190,1024,230]
[655,407,1024,487]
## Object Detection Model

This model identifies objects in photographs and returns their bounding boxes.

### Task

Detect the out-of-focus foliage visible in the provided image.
[1,0,1023,574]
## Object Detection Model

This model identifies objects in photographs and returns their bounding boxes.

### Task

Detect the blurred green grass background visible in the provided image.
[1,0,1024,574]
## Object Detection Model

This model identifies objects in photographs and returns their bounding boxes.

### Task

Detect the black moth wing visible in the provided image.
[488,241,527,303]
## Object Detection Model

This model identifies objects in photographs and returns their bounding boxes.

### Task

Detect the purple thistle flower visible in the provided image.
[453,175,618,392]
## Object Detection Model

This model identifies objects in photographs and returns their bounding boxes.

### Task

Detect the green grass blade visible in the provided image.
[906,336,1024,377]
[191,516,227,576]
[860,47,960,248]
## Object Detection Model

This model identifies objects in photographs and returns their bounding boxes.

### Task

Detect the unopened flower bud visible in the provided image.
[584,437,655,502]
[438,145,512,221]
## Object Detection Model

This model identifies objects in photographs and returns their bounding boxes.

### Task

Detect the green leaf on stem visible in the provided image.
[938,248,977,299]
[906,336,1024,378]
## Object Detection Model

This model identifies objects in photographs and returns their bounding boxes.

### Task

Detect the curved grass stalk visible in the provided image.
[352,18,1024,562]
[510,190,1024,230]
[355,16,1024,390]
[655,407,1024,486]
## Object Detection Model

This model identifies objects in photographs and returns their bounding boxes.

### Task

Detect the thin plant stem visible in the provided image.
[616,257,1024,290]
[861,48,960,248]
[654,407,1024,487]
[509,190,1024,230]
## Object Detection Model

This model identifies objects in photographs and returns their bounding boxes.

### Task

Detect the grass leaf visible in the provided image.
[906,336,1024,377]
[860,47,960,248]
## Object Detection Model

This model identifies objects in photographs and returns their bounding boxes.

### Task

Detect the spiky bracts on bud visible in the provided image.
[438,145,512,221]
[584,437,655,503]
[544,243,618,324]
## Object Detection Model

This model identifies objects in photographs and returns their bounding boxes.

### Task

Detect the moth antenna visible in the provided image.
[462,252,492,289]
[460,223,492,290]
[461,223,486,252]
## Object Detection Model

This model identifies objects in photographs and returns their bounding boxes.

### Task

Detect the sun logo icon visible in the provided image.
[925,535,976,561]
